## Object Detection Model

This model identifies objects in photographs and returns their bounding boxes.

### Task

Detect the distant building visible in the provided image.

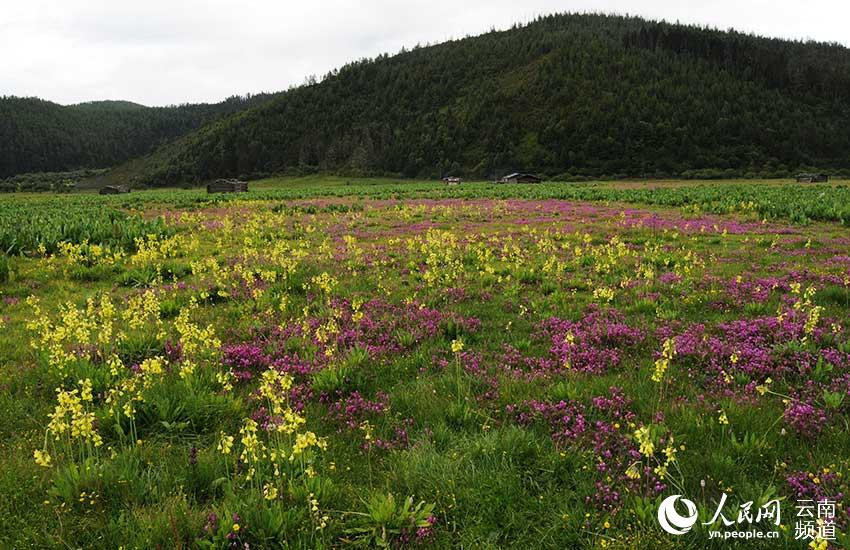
[207,179,249,193]
[99,185,130,195]
[498,172,542,184]
[796,173,829,183]
[442,176,462,186]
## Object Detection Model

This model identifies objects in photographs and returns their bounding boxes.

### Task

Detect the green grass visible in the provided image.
[1,177,849,548]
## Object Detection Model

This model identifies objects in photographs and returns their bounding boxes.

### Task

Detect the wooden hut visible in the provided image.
[498,172,542,184]
[99,185,130,195]
[795,173,829,183]
[207,179,249,193]
[442,176,462,186]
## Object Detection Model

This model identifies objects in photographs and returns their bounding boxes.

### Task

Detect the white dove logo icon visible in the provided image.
[658,495,698,535]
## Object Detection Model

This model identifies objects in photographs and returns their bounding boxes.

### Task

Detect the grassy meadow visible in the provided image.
[1,177,849,548]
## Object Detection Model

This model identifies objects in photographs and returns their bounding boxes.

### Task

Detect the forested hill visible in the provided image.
[107,13,850,186]
[0,94,280,178]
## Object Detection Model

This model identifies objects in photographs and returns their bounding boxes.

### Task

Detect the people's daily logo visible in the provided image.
[657,495,699,535]
[656,492,838,542]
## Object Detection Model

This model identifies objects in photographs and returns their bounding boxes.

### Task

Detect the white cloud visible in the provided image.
[0,0,847,106]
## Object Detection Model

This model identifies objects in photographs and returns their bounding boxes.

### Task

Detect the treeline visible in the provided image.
[114,13,850,186]
[622,23,850,102]
[0,169,108,193]
[8,13,850,186]
[0,94,280,178]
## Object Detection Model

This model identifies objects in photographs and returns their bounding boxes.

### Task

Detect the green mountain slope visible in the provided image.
[18,12,850,185]
[116,13,850,186]
[0,93,280,178]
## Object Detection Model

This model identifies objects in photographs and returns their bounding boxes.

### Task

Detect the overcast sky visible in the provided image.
[1,0,847,106]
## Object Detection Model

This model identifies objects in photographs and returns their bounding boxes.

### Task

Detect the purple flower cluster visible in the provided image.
[787,470,845,503]
[248,298,479,373]
[223,343,271,381]
[786,470,849,527]
[203,512,218,534]
[397,514,437,546]
[164,340,183,363]
[508,387,663,514]
[783,401,828,437]
[432,350,500,401]
[540,306,645,373]
[320,390,389,430]
[201,512,249,550]
[226,512,247,549]
[509,399,588,445]
[674,308,829,379]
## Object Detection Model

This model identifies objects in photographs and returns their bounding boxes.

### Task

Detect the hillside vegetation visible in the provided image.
[0,94,280,178]
[110,13,850,186]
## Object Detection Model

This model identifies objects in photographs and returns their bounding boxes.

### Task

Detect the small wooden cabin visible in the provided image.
[796,173,829,183]
[99,185,130,195]
[207,179,249,193]
[498,172,542,184]
[442,176,462,186]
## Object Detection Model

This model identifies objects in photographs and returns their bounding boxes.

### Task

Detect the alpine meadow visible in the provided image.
[2,9,850,550]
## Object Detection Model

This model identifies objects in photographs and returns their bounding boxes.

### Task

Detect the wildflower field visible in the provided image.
[1,177,849,548]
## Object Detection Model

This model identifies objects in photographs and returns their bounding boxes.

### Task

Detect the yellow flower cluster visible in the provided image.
[651,338,677,383]
[131,233,191,266]
[451,339,464,354]
[588,236,630,275]
[592,286,615,304]
[33,449,52,467]
[104,366,143,442]
[190,257,232,298]
[123,290,163,338]
[174,299,221,378]
[263,482,279,501]
[217,367,328,498]
[258,369,306,434]
[359,420,374,442]
[218,432,235,455]
[308,272,339,297]
[789,284,823,341]
[351,298,364,323]
[342,235,365,273]
[27,294,131,370]
[634,426,655,457]
[630,425,680,480]
[654,441,678,480]
[755,377,773,396]
[57,240,125,268]
[292,431,327,459]
[139,356,166,386]
[309,492,330,531]
[410,229,463,288]
[43,379,103,457]
[239,418,266,480]
[26,297,96,370]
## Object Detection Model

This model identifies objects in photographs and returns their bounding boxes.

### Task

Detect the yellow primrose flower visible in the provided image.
[651,338,676,383]
[218,433,234,455]
[634,426,655,457]
[625,463,641,479]
[263,483,279,501]
[33,449,52,468]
